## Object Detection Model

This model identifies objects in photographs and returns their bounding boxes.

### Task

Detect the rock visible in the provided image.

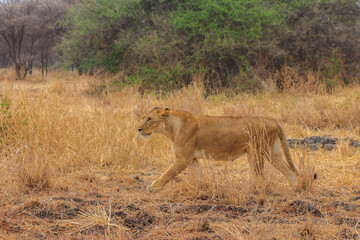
[124,211,155,229]
[350,140,360,148]
[288,136,360,151]
[287,200,324,218]
[339,228,359,239]
[111,211,126,218]
[199,221,212,232]
[126,203,140,211]
[287,136,338,151]
[350,196,360,201]
[336,217,359,228]
[319,137,337,145]
[330,201,356,211]
[195,205,213,213]
[308,144,319,151]
[323,143,336,151]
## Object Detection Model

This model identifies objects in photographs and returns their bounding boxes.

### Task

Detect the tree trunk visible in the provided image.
[29,61,33,75]
[15,62,22,80]
[14,62,27,80]
[77,66,83,76]
[22,67,28,79]
[41,48,44,76]
[45,47,48,76]
[89,66,94,76]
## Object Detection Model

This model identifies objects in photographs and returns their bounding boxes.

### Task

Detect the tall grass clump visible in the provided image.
[0,81,170,196]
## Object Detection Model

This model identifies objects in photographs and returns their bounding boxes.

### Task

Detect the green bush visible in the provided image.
[169,0,283,89]
[58,0,143,73]
[172,0,281,45]
[58,0,360,92]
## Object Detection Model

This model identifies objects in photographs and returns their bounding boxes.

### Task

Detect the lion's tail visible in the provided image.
[278,123,299,176]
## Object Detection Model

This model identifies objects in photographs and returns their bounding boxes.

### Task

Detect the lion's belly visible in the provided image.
[193,147,246,161]
[194,129,248,161]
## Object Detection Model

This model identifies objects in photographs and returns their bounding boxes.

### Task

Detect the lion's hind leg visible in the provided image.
[188,158,201,189]
[246,146,266,193]
[270,139,298,188]
[246,142,265,178]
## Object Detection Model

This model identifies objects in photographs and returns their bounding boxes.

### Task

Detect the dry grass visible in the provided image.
[0,68,359,239]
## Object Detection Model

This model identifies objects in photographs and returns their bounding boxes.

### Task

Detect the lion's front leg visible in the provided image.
[148,124,197,193]
[147,160,188,192]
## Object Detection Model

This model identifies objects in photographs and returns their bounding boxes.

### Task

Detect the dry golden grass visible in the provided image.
[0,68,359,239]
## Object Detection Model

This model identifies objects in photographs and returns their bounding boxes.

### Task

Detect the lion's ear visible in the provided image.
[159,108,170,119]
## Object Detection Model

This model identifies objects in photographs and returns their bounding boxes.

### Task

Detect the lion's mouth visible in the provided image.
[140,132,152,139]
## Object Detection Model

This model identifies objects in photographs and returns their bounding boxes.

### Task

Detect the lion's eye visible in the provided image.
[146,118,151,122]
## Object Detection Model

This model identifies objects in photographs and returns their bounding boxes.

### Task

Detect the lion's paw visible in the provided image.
[147,181,163,193]
[147,185,160,193]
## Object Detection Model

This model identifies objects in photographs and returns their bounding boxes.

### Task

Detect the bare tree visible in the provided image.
[0,0,67,79]
[0,38,11,68]
[0,0,33,79]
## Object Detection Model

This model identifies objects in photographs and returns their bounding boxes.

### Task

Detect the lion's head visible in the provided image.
[137,107,170,139]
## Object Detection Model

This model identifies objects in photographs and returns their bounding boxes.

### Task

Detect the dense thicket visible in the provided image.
[39,0,360,90]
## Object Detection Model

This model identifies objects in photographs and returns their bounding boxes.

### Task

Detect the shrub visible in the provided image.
[58,0,360,92]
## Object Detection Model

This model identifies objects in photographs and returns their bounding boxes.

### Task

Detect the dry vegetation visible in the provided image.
[0,68,360,239]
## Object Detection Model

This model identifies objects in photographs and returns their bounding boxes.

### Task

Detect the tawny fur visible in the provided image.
[138,108,299,192]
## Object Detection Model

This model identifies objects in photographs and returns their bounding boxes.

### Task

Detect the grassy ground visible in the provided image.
[0,69,359,239]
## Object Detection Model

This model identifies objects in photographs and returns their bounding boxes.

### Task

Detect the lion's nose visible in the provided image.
[138,128,143,132]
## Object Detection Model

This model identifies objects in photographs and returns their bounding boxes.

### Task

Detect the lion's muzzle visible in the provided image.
[138,128,153,139]
[138,130,152,139]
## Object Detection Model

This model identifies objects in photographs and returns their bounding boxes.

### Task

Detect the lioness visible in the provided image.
[138,107,299,192]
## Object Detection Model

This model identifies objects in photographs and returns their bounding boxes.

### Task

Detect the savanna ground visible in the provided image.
[0,68,360,239]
